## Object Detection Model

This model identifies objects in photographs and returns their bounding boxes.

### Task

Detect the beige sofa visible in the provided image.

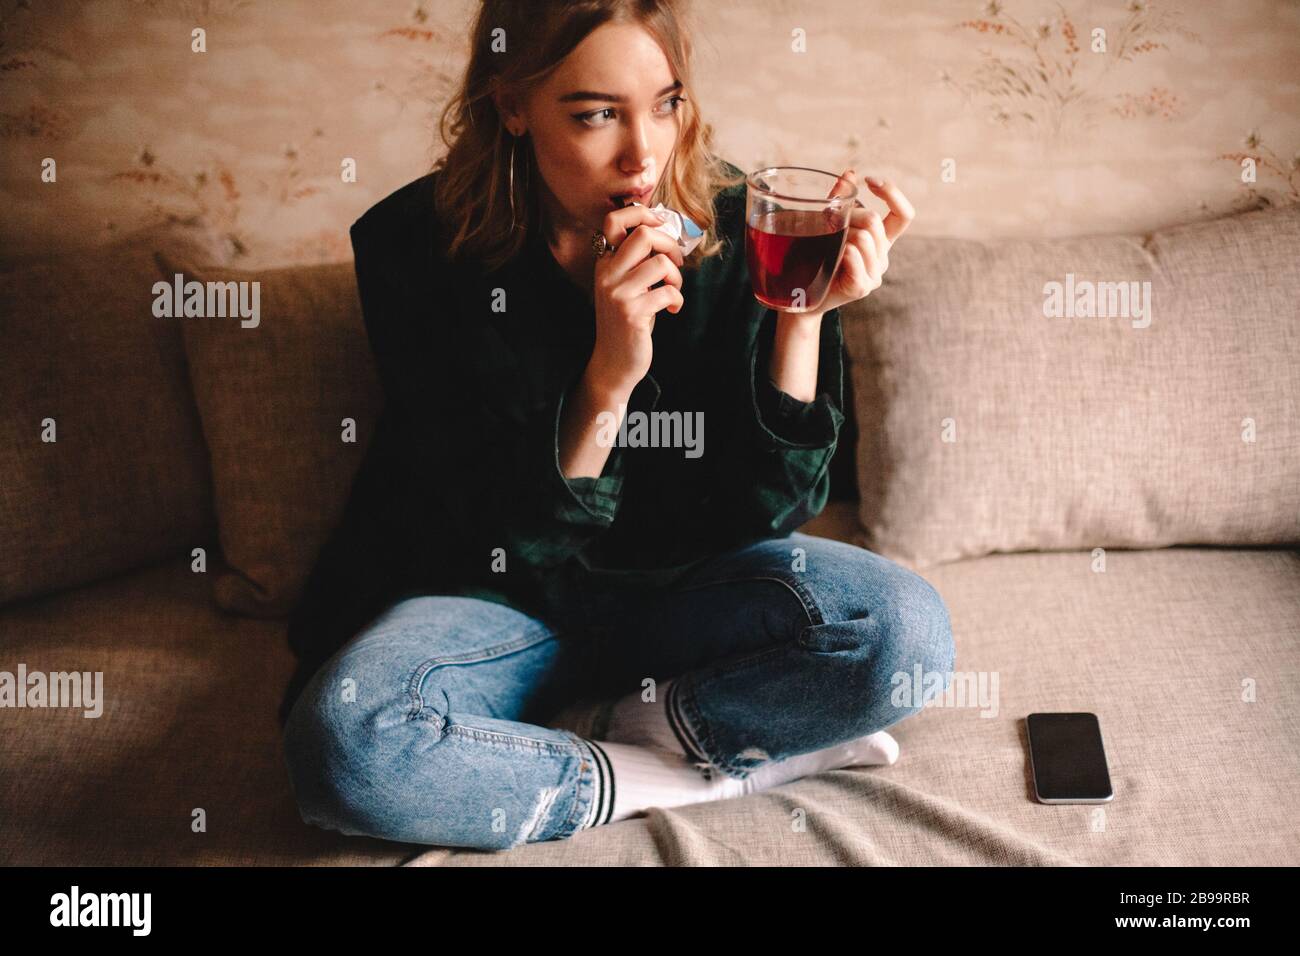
[3,204,1297,866]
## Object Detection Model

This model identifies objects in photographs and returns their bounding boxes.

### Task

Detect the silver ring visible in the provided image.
[591,230,614,257]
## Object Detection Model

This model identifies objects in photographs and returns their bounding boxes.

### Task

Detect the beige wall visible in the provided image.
[2,0,1297,267]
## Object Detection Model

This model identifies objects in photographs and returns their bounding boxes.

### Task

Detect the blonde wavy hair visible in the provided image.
[432,0,745,274]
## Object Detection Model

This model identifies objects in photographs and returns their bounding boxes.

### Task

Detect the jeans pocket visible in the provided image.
[404,622,558,721]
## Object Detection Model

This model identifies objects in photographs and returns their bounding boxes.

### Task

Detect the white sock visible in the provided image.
[579,738,746,826]
[598,677,709,764]
[738,729,900,792]
[577,730,901,828]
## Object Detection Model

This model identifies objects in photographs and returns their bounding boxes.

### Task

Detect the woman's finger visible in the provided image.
[864,176,915,243]
[840,241,875,298]
[861,208,890,272]
[847,224,879,280]
[827,168,857,200]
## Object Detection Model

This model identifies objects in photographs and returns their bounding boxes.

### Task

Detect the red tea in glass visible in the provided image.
[744,167,856,313]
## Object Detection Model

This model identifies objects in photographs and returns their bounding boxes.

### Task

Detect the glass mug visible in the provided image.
[745,166,859,314]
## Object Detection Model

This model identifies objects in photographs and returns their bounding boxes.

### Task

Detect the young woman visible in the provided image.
[280,0,954,851]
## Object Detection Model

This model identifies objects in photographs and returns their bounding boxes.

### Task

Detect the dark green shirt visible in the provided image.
[279,159,846,725]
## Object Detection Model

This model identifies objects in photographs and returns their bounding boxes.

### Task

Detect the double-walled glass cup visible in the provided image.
[744,166,858,314]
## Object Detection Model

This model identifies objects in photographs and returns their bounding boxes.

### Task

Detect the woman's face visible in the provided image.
[497,22,686,242]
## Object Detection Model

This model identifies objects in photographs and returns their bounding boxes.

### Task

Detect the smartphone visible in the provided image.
[1026,712,1114,804]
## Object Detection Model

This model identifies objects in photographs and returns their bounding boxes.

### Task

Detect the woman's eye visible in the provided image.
[576,95,686,128]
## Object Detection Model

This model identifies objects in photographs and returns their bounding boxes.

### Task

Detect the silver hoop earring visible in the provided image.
[507,131,529,232]
[508,136,518,229]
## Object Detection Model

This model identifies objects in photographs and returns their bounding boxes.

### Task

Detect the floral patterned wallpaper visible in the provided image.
[1,0,1297,267]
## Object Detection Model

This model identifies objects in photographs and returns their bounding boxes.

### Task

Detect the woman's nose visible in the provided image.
[625,153,655,184]
[623,121,654,172]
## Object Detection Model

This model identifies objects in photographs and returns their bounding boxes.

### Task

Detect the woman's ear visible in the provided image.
[492,89,525,137]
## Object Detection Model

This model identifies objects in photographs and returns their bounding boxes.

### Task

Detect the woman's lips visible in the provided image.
[610,183,654,205]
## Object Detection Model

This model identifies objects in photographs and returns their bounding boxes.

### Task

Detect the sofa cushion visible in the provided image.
[0,555,410,865]
[159,253,383,617]
[841,202,1300,568]
[0,238,215,605]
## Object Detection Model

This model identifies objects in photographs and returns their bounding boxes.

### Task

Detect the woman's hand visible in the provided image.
[584,204,686,398]
[811,170,915,316]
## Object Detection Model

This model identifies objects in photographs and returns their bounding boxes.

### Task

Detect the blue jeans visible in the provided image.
[282,531,956,850]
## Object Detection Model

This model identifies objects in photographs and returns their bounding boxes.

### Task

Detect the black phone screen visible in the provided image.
[1026,712,1114,802]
